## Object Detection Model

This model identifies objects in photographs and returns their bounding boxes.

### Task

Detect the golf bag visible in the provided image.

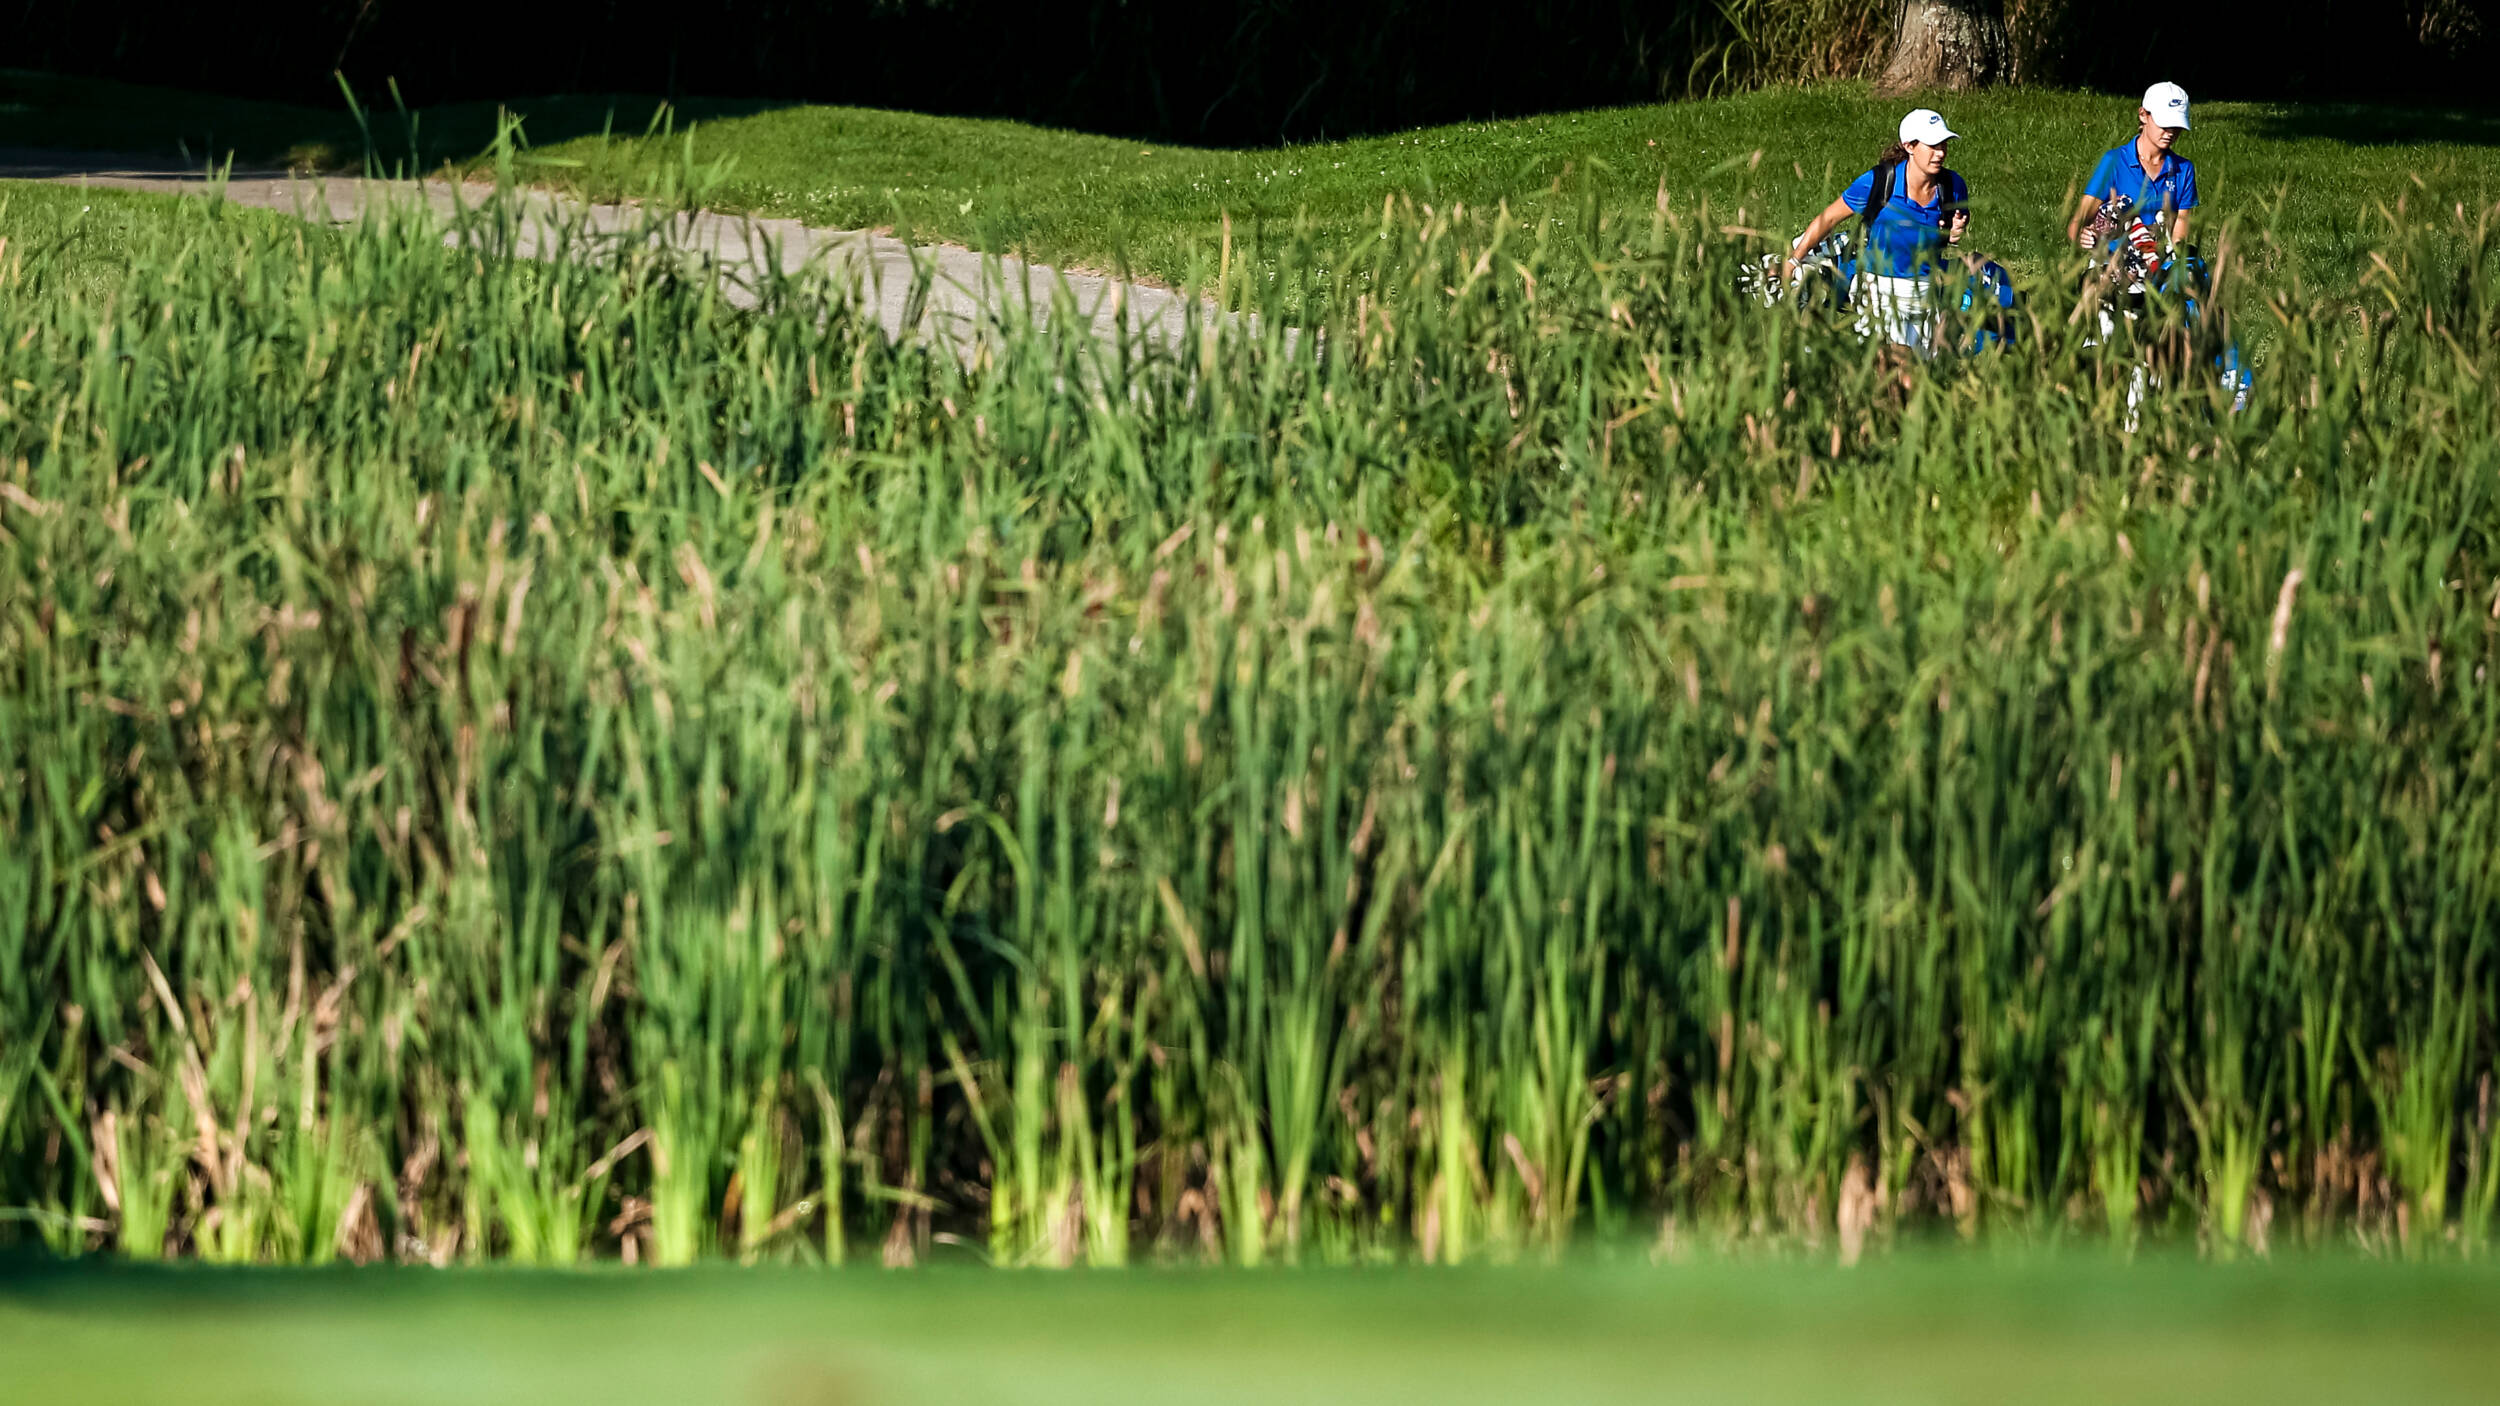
[1960,259,2019,354]
[2084,197,2252,415]
[1740,231,2019,357]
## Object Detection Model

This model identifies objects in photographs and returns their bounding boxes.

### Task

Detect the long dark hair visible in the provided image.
[1874,140,1957,208]
[1867,142,1915,206]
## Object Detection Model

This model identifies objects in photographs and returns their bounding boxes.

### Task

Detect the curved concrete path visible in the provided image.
[3,147,1205,349]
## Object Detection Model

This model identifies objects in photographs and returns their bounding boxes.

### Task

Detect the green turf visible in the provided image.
[5,1256,2497,1405]
[507,85,2500,299]
[0,180,297,302]
[7,68,2497,298]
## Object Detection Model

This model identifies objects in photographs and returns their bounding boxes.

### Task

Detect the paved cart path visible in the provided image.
[3,147,1205,347]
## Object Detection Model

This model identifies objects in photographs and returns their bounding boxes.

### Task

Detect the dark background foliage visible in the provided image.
[11,0,2492,144]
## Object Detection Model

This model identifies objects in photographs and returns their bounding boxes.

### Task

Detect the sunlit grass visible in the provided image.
[7,67,2498,300]
[503,85,2500,300]
[2,164,2498,1268]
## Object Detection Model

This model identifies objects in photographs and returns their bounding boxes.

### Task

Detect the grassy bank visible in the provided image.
[8,1256,2499,1404]
[0,182,298,302]
[9,69,2499,296]
[4,167,2500,1267]
[501,87,2500,298]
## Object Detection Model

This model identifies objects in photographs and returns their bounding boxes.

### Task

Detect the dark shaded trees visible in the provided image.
[11,0,2491,144]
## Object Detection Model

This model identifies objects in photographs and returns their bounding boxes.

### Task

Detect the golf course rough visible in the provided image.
[2,142,2499,1268]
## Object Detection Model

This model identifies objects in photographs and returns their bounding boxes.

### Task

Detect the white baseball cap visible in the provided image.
[1898,109,1959,146]
[2143,82,2192,130]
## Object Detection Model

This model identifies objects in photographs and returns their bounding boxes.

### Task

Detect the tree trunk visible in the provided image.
[1876,0,2009,94]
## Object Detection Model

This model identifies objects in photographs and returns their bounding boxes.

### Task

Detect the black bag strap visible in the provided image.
[1858,161,1959,254]
[1859,159,1900,242]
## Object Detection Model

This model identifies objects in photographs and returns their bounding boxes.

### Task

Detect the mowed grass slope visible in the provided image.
[8,1258,2500,1406]
[9,67,2499,295]
[510,86,2500,295]
[0,181,300,301]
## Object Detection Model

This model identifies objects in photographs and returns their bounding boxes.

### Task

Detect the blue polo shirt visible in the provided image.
[1841,165,1968,279]
[2083,140,2199,227]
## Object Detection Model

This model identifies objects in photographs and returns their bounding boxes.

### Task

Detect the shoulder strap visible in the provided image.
[2120,137,2150,210]
[1859,160,1899,241]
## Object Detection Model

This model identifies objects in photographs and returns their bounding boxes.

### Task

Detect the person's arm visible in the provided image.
[2070,150,2118,247]
[1783,195,1859,281]
[2169,160,2199,246]
[2068,194,2103,247]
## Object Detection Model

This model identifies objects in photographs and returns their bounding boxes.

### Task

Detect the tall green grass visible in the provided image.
[3,174,2499,1266]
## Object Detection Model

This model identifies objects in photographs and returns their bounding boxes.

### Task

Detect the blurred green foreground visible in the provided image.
[5,1256,2498,1405]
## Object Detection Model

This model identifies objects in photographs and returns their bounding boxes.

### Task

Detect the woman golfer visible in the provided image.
[2068,82,2199,262]
[2067,82,2224,425]
[1782,109,1970,351]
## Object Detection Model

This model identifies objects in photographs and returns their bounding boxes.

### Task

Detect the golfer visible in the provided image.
[2068,82,2212,425]
[2068,82,2200,264]
[1782,109,1970,350]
